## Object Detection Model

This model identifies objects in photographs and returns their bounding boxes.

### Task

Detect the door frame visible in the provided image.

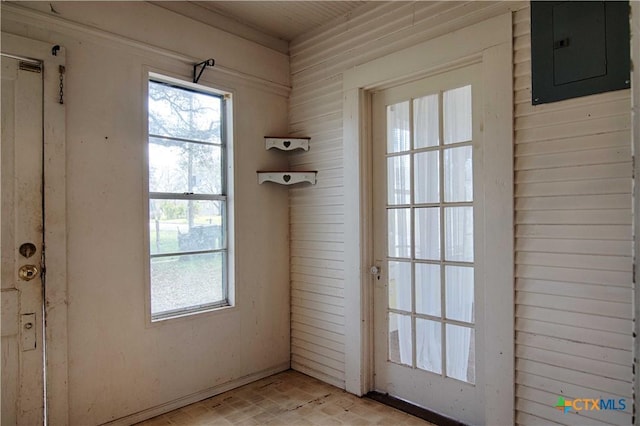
[1,32,68,425]
[341,13,514,424]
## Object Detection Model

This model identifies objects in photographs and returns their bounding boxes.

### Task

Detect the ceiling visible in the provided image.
[194,1,367,41]
[151,1,368,53]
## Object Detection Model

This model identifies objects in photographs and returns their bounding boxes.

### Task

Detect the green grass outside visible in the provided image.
[150,253,224,315]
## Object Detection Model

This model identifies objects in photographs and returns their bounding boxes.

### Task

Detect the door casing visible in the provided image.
[341,13,514,425]
[1,32,68,426]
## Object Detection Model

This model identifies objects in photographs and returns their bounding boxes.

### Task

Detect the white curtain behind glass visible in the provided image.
[443,85,474,382]
[387,102,413,367]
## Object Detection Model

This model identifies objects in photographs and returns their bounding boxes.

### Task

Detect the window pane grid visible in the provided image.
[151,248,226,258]
[385,86,475,383]
[388,307,472,325]
[150,252,225,315]
[148,79,223,144]
[148,78,228,319]
[150,193,226,200]
[388,257,472,267]
[387,140,472,158]
[149,133,223,147]
[388,202,472,209]
[417,202,473,208]
[149,136,224,194]
[152,301,229,321]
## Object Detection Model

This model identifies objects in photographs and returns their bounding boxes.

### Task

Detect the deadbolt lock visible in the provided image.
[18,265,38,281]
[19,242,37,259]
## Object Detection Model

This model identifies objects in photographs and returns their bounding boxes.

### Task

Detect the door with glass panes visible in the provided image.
[372,64,485,423]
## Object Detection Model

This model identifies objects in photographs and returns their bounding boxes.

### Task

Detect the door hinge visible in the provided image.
[19,61,42,73]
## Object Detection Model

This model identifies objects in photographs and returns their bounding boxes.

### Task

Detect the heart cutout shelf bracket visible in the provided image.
[265,137,310,152]
[257,171,317,186]
[259,137,317,186]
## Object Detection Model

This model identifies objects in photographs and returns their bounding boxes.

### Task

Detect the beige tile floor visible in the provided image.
[136,370,433,425]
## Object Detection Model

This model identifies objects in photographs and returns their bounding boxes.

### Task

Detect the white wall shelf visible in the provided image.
[265,136,310,151]
[259,136,316,186]
[257,171,317,185]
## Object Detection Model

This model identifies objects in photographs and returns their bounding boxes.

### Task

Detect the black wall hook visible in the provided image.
[52,45,61,56]
[193,59,215,84]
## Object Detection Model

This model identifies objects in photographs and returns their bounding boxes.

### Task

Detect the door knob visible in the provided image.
[18,265,38,281]
[370,265,381,281]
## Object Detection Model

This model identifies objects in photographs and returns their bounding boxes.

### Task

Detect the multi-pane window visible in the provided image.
[147,76,229,320]
[386,85,475,383]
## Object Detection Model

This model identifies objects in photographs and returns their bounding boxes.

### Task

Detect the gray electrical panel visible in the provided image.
[531,1,630,105]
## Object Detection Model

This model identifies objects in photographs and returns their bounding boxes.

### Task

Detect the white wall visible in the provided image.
[288,2,634,425]
[2,2,291,424]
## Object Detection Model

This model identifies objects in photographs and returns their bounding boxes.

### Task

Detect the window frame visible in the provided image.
[144,72,234,322]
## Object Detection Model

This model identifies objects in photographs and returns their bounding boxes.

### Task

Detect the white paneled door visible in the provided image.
[1,55,45,425]
[372,64,488,423]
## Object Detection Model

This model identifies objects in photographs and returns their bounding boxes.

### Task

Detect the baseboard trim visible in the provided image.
[366,391,466,426]
[102,362,290,426]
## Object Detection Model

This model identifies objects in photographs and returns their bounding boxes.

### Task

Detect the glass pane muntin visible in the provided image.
[385,84,475,384]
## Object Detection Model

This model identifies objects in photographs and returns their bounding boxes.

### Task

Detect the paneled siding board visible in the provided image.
[516,279,633,304]
[515,346,632,382]
[288,4,633,424]
[512,5,632,425]
[516,166,632,186]
[517,306,632,333]
[516,332,633,366]
[516,224,632,241]
[517,265,631,288]
[517,411,563,426]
